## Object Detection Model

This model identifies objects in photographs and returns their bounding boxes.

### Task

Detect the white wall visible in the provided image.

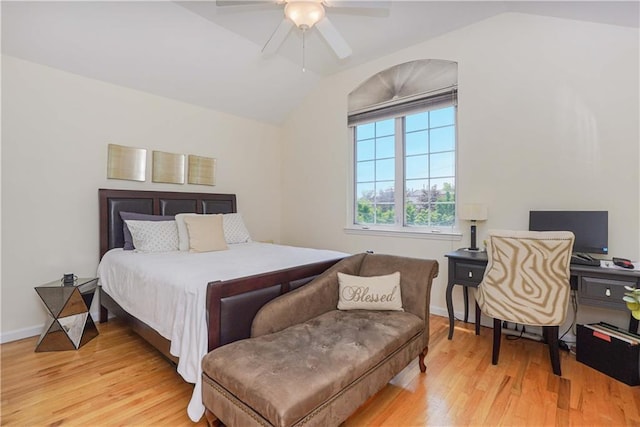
[280,13,639,329]
[1,55,283,341]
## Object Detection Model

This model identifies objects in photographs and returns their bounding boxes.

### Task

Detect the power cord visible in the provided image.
[559,290,578,352]
[560,290,578,340]
[505,322,525,341]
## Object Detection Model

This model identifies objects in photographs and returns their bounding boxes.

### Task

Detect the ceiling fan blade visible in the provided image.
[216,0,276,6]
[315,17,352,59]
[324,1,390,9]
[323,1,390,17]
[262,18,294,55]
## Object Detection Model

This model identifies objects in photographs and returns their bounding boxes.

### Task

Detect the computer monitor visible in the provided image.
[528,210,608,254]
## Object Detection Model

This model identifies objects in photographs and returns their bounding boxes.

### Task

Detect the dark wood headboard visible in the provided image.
[99,188,237,258]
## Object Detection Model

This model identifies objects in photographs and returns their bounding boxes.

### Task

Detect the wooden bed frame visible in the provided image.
[98,188,343,363]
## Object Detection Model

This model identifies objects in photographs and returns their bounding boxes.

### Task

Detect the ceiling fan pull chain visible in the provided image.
[302,28,306,73]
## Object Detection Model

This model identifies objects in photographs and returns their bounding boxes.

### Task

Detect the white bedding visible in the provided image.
[96,242,347,421]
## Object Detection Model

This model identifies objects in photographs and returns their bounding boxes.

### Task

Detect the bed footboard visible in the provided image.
[206,258,343,351]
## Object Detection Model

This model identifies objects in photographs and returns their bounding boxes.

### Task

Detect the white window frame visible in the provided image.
[345,98,461,240]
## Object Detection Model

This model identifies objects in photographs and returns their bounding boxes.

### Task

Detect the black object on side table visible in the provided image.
[34,277,99,351]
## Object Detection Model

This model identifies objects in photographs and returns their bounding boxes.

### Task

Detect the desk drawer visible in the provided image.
[453,262,485,285]
[579,276,635,310]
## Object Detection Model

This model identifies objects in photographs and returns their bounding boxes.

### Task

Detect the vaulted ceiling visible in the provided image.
[2,1,638,124]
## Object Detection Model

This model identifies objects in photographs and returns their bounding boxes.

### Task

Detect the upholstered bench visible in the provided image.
[201,253,439,427]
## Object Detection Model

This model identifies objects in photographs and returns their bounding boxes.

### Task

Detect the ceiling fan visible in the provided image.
[216,1,389,60]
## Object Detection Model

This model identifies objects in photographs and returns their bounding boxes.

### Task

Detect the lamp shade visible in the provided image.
[459,204,488,221]
[285,1,325,29]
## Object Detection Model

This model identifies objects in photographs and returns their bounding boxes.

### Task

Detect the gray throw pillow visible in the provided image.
[120,211,175,250]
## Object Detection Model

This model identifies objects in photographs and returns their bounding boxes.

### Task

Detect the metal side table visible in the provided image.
[34,277,99,351]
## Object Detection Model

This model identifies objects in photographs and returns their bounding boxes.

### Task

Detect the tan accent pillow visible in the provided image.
[183,214,228,253]
[337,272,403,311]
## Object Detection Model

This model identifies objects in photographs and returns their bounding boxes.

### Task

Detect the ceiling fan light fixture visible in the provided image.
[284,1,325,30]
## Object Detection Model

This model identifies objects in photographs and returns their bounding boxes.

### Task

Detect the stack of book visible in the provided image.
[582,322,640,345]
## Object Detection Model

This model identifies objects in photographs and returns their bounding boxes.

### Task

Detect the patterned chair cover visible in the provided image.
[477,230,574,326]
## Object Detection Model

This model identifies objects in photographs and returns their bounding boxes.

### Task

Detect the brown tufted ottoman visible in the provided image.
[202,309,424,426]
[201,253,439,427]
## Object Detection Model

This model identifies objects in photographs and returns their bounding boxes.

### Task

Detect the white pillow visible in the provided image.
[223,213,252,244]
[337,272,403,311]
[124,220,179,253]
[175,213,198,251]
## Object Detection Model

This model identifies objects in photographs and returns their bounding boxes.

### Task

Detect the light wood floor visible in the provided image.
[2,315,639,426]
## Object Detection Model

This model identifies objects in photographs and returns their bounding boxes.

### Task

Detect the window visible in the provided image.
[352,103,457,230]
[347,59,458,234]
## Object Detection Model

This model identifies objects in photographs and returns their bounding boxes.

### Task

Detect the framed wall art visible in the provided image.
[152,151,185,184]
[188,155,216,186]
[107,144,147,182]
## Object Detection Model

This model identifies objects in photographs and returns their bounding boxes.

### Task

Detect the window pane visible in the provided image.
[405,201,418,225]
[430,106,455,128]
[406,130,428,156]
[405,187,430,225]
[430,126,455,153]
[375,203,395,224]
[357,123,375,140]
[430,179,455,202]
[376,158,394,181]
[406,155,428,180]
[356,139,375,161]
[405,178,429,194]
[356,160,374,182]
[356,182,375,198]
[405,202,430,226]
[431,202,456,226]
[376,136,394,159]
[376,119,395,137]
[375,183,395,203]
[356,201,375,224]
[406,112,428,132]
[430,152,455,178]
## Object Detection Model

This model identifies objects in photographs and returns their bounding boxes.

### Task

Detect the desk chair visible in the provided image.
[476,230,574,376]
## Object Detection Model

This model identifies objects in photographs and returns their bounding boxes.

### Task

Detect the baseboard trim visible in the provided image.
[430,306,449,318]
[0,307,101,344]
[0,325,42,344]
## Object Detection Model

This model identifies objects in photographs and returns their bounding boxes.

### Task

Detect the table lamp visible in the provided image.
[459,204,488,251]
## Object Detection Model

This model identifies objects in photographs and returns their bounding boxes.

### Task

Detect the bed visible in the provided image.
[96,188,347,421]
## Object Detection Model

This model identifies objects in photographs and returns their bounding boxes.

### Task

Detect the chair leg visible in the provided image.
[463,286,469,323]
[545,325,562,376]
[492,318,502,365]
